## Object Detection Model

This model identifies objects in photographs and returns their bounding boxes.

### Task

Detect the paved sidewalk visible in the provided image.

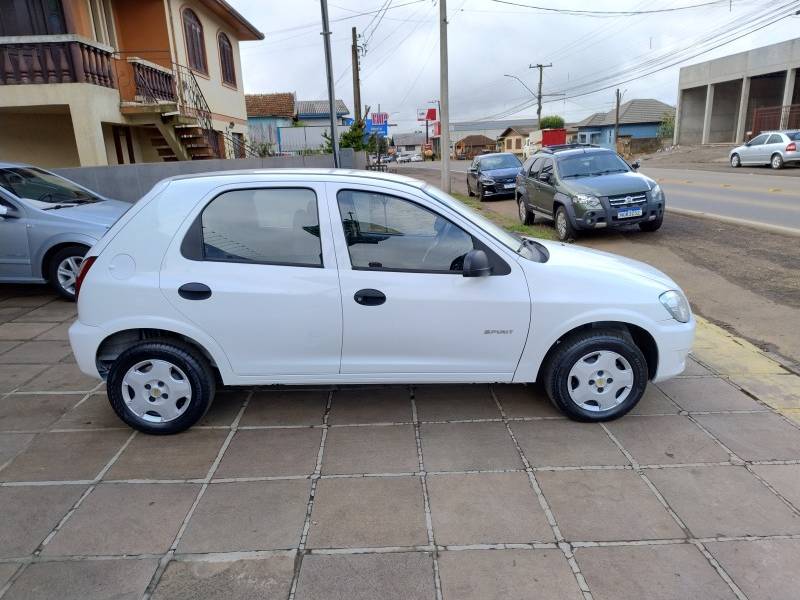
[1,285,800,599]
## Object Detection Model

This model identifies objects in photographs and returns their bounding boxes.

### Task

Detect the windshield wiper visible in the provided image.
[42,203,78,210]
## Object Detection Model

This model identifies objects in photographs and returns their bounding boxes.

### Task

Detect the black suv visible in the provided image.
[516,145,665,241]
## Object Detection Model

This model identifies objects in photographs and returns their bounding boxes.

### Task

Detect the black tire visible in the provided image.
[518,197,534,225]
[543,328,648,422]
[467,181,474,197]
[46,244,88,301]
[771,153,784,170]
[478,184,485,202]
[107,341,216,434]
[730,153,740,168]
[554,205,577,241]
[639,214,663,232]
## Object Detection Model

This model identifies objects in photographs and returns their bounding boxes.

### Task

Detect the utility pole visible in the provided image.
[529,63,553,125]
[614,88,621,150]
[320,0,339,167]
[439,0,451,192]
[351,27,362,123]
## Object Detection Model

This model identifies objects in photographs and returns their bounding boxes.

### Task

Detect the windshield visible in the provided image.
[424,186,540,261]
[557,152,630,178]
[0,167,100,206]
[479,154,521,170]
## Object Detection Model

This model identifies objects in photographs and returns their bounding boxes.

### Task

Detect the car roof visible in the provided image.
[535,145,611,158]
[0,162,33,169]
[164,168,430,189]
[476,152,516,159]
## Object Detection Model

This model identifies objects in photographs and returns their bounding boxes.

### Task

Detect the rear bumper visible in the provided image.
[68,320,105,380]
[652,316,696,382]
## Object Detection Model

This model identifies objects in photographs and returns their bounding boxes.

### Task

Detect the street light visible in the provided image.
[504,74,536,99]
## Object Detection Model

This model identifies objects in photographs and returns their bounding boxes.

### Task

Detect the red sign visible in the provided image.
[417,108,438,121]
[372,112,388,126]
[432,121,441,137]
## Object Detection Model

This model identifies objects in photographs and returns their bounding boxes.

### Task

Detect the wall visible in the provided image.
[709,79,741,143]
[678,86,707,144]
[0,111,80,167]
[62,1,95,37]
[52,151,368,202]
[249,116,294,146]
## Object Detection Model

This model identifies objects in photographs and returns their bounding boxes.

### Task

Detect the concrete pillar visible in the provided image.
[69,104,109,166]
[735,77,751,143]
[673,89,682,146]
[701,84,714,145]
[779,68,796,129]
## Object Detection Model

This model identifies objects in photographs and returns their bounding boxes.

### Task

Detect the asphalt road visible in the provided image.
[400,165,800,371]
[400,161,800,233]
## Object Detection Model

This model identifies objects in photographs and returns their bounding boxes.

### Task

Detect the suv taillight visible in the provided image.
[74,256,96,300]
[787,142,797,152]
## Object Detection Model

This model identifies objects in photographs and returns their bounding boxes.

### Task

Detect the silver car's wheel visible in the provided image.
[730,153,740,168]
[771,153,783,169]
[566,350,634,412]
[121,359,193,423]
[56,255,83,297]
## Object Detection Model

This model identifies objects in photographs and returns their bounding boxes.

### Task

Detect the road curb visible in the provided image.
[667,206,800,237]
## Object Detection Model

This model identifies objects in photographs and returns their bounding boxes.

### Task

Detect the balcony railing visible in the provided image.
[0,35,114,88]
[130,58,175,103]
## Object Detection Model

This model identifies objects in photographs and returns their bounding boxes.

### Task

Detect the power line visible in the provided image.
[490,0,730,17]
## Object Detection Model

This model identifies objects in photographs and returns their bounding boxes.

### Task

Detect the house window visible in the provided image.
[89,0,116,46]
[0,0,66,35]
[515,138,521,149]
[218,32,236,86]
[182,8,207,74]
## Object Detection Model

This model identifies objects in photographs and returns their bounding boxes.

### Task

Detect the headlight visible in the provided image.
[659,290,691,323]
[651,183,664,201]
[572,193,602,209]
[479,176,495,184]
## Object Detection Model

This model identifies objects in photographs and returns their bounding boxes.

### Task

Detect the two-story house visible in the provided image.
[0,0,263,167]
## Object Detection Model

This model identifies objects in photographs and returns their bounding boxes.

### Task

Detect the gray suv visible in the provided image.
[730,130,800,169]
[517,145,665,241]
[0,164,129,300]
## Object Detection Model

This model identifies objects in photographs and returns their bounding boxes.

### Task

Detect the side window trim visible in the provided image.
[180,186,324,268]
[334,187,510,276]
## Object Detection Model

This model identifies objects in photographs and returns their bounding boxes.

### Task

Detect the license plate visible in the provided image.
[617,207,643,219]
[503,183,516,189]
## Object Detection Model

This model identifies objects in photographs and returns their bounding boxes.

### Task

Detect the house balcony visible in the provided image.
[0,34,115,88]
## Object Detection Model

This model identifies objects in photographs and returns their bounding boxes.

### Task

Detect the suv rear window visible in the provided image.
[788,132,800,141]
[195,188,322,267]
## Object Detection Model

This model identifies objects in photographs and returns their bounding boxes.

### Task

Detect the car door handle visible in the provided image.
[178,282,212,300]
[354,288,386,306]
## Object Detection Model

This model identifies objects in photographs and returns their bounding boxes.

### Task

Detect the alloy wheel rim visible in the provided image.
[56,256,83,295]
[519,200,526,222]
[121,359,192,423]
[566,350,634,412]
[773,156,781,168]
[732,155,739,166]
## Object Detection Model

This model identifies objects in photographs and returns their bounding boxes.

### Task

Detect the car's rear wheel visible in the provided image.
[107,341,215,434]
[543,329,648,422]
[771,153,784,169]
[730,153,741,168]
[47,245,88,300]
[639,214,663,232]
[518,197,534,225]
[555,205,576,241]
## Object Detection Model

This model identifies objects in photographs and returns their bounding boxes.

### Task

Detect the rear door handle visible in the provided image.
[354,288,386,306]
[178,282,212,300]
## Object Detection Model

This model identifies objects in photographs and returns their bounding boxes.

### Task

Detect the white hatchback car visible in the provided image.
[69,169,694,434]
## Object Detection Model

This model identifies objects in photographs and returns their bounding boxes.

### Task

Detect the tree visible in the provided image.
[658,112,675,140]
[539,115,565,129]
[366,133,388,155]
[321,118,369,153]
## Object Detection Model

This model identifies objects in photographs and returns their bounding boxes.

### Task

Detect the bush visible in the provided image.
[658,112,675,140]
[539,115,565,129]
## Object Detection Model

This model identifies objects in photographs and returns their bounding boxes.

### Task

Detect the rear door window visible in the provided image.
[199,188,322,267]
[766,134,783,144]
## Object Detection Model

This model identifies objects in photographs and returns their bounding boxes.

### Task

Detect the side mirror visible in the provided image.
[463,249,491,278]
[0,205,16,219]
[469,167,478,173]
[539,171,552,183]
[631,160,640,170]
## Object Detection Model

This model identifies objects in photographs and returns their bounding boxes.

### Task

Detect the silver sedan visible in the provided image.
[0,164,129,299]
[730,130,800,169]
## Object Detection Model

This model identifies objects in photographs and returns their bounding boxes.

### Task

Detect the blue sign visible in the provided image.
[341,117,388,136]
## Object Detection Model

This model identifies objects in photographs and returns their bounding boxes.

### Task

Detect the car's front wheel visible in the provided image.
[47,245,88,300]
[477,184,485,202]
[467,181,474,197]
[730,153,741,168]
[554,205,576,241]
[107,341,215,434]
[771,153,784,169]
[543,329,648,422]
[518,197,534,225]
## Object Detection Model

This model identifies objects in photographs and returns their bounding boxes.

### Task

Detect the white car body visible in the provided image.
[69,169,694,390]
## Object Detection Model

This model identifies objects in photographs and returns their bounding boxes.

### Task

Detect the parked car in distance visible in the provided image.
[729,130,800,169]
[397,153,412,163]
[466,152,523,201]
[516,145,665,241]
[410,154,423,162]
[0,164,129,300]
[70,169,694,434]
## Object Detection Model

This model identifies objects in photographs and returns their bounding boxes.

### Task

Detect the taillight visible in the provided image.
[74,255,96,300]
[787,142,796,152]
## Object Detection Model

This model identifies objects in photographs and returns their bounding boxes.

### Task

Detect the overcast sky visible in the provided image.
[233,0,800,133]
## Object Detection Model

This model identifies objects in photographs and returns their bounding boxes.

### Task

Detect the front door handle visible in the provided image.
[354,288,386,306]
[178,282,212,300]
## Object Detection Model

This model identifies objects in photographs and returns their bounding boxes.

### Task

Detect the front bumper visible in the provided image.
[572,199,663,230]
[480,181,517,196]
[652,316,696,382]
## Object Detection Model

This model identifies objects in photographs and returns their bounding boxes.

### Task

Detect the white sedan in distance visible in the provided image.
[69,169,695,434]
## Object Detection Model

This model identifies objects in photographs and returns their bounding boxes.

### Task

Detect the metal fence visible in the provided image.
[751,104,800,136]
